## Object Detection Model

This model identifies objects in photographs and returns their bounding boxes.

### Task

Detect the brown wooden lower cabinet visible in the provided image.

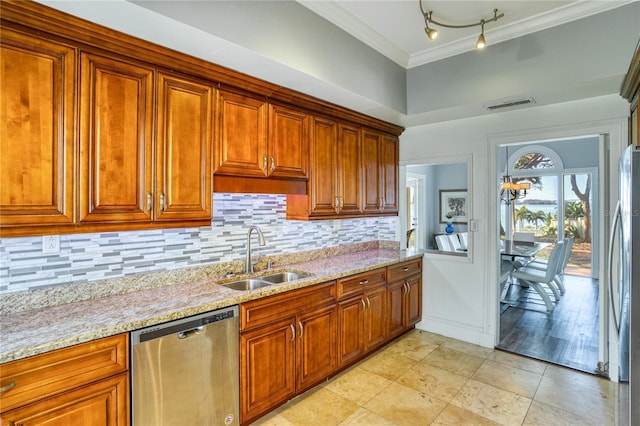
[239,284,337,424]
[0,334,129,425]
[0,373,129,426]
[239,259,422,425]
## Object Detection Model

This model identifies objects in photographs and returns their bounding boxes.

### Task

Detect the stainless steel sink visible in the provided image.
[259,271,312,284]
[219,271,312,291]
[220,278,273,291]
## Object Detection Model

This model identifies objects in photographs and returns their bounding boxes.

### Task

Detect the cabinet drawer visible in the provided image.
[336,268,386,300]
[387,258,422,283]
[0,334,128,413]
[240,282,336,331]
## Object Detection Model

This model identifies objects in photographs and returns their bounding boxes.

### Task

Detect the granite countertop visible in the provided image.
[0,248,424,363]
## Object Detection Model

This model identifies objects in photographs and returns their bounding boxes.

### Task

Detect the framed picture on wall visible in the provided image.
[439,189,468,224]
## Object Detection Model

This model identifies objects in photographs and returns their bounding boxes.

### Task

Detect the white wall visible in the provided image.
[401,94,629,347]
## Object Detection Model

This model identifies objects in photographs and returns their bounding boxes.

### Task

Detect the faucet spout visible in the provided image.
[245,225,266,274]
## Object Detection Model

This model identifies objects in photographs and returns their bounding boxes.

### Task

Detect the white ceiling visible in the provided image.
[298,0,633,68]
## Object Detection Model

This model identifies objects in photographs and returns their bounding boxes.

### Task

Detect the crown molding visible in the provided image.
[298,0,634,69]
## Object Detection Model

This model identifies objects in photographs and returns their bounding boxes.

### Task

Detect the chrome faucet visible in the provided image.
[245,225,266,274]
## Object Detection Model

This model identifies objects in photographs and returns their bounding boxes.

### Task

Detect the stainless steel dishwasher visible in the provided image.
[131,306,239,426]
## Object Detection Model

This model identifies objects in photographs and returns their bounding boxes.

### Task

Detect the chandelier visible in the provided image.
[419,1,504,50]
[501,175,530,202]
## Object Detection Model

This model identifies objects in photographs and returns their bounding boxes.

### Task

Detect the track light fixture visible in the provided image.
[419,1,504,50]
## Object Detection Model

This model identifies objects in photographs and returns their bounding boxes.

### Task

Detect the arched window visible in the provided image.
[509,145,563,176]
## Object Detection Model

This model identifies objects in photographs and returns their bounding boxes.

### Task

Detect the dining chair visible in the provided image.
[458,232,468,250]
[526,237,574,295]
[510,240,565,313]
[447,234,463,251]
[435,235,453,251]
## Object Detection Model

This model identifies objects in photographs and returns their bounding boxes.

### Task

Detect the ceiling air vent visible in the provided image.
[485,97,536,111]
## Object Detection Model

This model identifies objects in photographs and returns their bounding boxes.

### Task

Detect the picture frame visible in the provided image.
[439,189,468,224]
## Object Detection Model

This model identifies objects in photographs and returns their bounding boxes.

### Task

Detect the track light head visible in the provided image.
[475,33,486,49]
[425,26,439,40]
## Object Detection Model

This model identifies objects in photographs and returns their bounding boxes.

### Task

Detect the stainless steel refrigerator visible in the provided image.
[609,144,639,425]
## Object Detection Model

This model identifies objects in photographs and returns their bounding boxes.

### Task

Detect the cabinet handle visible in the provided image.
[0,381,16,393]
[403,267,409,272]
[339,196,344,208]
[381,197,385,211]
[298,321,303,338]
[270,155,275,172]
[146,192,152,212]
[361,298,366,310]
[335,196,340,214]
[366,297,371,310]
[290,323,296,341]
[159,192,166,212]
[263,154,268,171]
[359,279,369,285]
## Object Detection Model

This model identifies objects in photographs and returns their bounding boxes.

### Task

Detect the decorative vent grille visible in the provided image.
[485,97,536,111]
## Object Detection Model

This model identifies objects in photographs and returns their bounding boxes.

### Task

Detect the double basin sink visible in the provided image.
[219,271,312,291]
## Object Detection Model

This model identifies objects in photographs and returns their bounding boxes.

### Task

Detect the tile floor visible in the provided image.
[252,329,620,426]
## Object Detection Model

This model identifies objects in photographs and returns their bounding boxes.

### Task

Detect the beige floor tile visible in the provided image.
[487,350,548,375]
[404,329,449,346]
[324,366,393,405]
[523,400,604,426]
[251,412,297,426]
[359,348,418,381]
[543,364,617,396]
[422,345,485,377]
[472,359,542,398]
[279,387,360,426]
[432,404,502,426]
[382,332,439,361]
[397,361,468,402]
[364,382,448,425]
[450,379,531,426]
[534,374,615,426]
[339,407,398,426]
[440,338,494,359]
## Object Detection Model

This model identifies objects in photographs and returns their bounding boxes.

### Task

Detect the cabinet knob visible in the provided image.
[403,267,409,272]
[146,192,152,212]
[359,279,369,285]
[263,154,268,171]
[335,196,340,214]
[270,155,275,172]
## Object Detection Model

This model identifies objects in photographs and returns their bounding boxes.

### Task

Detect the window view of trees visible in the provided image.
[504,149,592,276]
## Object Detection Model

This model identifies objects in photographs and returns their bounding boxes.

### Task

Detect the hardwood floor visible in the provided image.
[498,274,601,375]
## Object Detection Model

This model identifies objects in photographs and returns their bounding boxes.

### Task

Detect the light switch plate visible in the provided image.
[470,220,478,232]
[43,235,60,254]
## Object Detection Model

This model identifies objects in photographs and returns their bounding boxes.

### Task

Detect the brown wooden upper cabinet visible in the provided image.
[80,54,214,226]
[362,130,399,214]
[214,91,309,179]
[0,28,76,231]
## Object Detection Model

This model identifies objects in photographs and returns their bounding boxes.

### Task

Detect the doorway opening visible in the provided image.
[497,138,601,374]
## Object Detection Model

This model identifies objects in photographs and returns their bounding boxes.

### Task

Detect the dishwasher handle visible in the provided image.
[177,326,204,339]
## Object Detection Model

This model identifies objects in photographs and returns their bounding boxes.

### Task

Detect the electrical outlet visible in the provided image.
[42,235,60,254]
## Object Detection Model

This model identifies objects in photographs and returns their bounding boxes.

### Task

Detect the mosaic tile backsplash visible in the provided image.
[0,194,398,295]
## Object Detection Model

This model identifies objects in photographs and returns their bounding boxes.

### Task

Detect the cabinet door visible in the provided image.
[240,318,295,424]
[337,124,362,215]
[337,296,365,367]
[386,280,405,338]
[215,89,267,177]
[0,28,75,229]
[79,52,153,223]
[308,116,339,216]
[0,373,128,426]
[406,275,422,327]
[361,130,383,214]
[296,305,337,392]
[269,104,309,179]
[381,134,399,212]
[155,73,213,222]
[364,286,387,351]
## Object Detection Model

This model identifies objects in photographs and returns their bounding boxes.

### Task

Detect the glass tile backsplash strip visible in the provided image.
[0,194,397,294]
